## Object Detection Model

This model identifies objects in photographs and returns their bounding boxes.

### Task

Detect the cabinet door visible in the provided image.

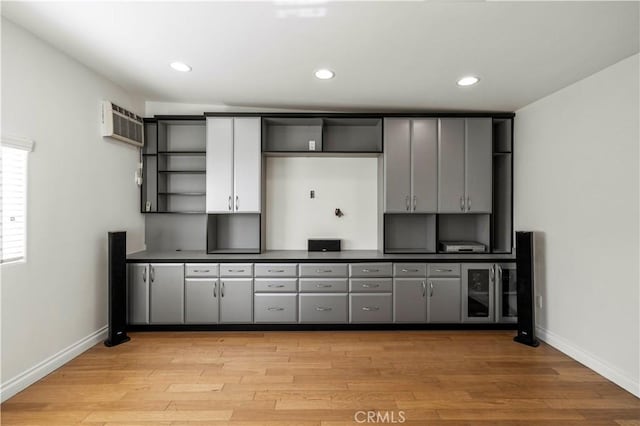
[393,278,427,323]
[127,264,149,324]
[465,118,492,213]
[149,263,184,324]
[438,118,465,213]
[233,118,261,213]
[495,264,517,323]
[185,278,219,324]
[206,117,234,213]
[219,278,253,323]
[461,264,494,323]
[411,119,438,213]
[427,278,461,323]
[383,118,411,213]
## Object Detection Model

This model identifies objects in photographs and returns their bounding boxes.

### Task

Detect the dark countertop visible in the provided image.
[127,250,516,263]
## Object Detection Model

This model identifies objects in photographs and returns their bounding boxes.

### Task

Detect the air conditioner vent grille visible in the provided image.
[101,101,144,147]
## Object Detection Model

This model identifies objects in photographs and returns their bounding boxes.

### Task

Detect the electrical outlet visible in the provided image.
[308,140,316,151]
[537,295,543,309]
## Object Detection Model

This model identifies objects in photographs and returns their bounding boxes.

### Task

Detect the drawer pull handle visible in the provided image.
[315,284,333,288]
[228,269,245,273]
[267,284,285,288]
[361,269,379,273]
[316,269,333,273]
[268,269,285,273]
[361,283,380,288]
[435,268,452,273]
[267,307,284,311]
[401,268,420,273]
[315,306,333,312]
[193,269,210,273]
[362,306,380,312]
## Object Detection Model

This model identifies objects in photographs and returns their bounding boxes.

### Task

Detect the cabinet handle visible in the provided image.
[267,284,285,288]
[221,282,225,298]
[315,283,333,288]
[413,195,417,211]
[235,195,239,211]
[268,269,285,273]
[315,306,333,312]
[361,283,380,288]
[497,265,503,278]
[228,196,232,211]
[460,196,465,211]
[361,269,379,273]
[405,195,410,211]
[430,281,434,297]
[422,281,426,297]
[150,266,155,283]
[142,267,147,283]
[193,269,210,273]
[228,269,245,273]
[362,306,380,312]
[267,307,284,311]
[316,269,333,273]
[490,265,495,282]
[401,268,419,273]
[435,268,452,273]
[467,196,471,212]
[213,282,217,298]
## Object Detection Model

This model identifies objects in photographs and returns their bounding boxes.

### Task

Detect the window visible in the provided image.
[1,136,34,264]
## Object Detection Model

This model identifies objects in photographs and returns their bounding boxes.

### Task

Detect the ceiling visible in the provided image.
[2,1,638,112]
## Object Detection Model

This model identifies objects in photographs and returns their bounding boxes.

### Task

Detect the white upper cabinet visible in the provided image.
[206,117,261,213]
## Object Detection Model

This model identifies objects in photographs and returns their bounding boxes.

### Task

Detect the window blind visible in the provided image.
[1,136,34,264]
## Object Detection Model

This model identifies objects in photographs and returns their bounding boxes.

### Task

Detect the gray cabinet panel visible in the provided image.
[254,263,298,278]
[220,263,253,277]
[127,263,149,324]
[219,278,253,323]
[393,263,427,277]
[428,278,461,323]
[393,278,427,323]
[299,263,348,278]
[185,278,219,324]
[465,118,492,213]
[254,278,298,293]
[149,263,184,324]
[254,294,298,323]
[349,294,393,323]
[383,118,411,213]
[411,119,438,213]
[185,263,219,278]
[299,278,348,293]
[233,118,261,213]
[349,263,392,278]
[438,118,465,213]
[206,117,234,213]
[299,294,348,323]
[349,278,393,293]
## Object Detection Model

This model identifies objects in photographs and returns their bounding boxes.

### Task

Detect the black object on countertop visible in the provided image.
[308,239,341,252]
[104,231,131,347]
[514,231,540,347]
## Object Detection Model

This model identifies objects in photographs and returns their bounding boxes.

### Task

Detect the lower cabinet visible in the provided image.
[461,264,494,323]
[128,263,149,324]
[427,278,461,323]
[350,294,393,323]
[393,278,427,323]
[220,279,253,323]
[254,293,298,323]
[185,278,219,324]
[149,263,185,324]
[299,294,348,323]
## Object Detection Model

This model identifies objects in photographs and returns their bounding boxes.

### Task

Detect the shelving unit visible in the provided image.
[492,118,513,253]
[384,214,436,253]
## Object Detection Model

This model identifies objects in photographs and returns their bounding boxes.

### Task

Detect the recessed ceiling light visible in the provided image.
[170,62,192,72]
[315,69,335,80]
[457,76,479,86]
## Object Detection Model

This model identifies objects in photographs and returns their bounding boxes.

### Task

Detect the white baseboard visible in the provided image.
[536,325,639,398]
[0,326,108,403]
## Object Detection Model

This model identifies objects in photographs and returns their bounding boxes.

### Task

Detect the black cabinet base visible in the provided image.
[127,323,518,332]
[513,335,540,347]
[104,333,131,347]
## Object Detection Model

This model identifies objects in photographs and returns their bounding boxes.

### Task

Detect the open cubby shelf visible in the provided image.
[207,214,261,254]
[437,214,491,253]
[384,214,436,254]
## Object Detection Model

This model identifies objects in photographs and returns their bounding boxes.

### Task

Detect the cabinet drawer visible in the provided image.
[299,263,348,278]
[254,263,298,278]
[299,278,348,293]
[254,278,298,293]
[349,278,393,293]
[220,263,253,277]
[299,294,348,323]
[428,264,460,277]
[350,294,393,323]
[254,294,298,323]
[349,263,392,277]
[393,263,427,277]
[185,263,219,278]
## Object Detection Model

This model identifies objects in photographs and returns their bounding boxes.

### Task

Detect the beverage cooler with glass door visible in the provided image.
[461,263,517,323]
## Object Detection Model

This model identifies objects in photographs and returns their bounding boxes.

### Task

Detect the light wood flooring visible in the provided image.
[2,331,639,425]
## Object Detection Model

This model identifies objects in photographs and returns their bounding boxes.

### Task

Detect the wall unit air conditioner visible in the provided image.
[101,101,144,147]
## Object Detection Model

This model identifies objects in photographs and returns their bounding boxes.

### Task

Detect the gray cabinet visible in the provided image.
[127,263,149,324]
[427,278,461,323]
[384,118,438,213]
[185,278,219,324]
[219,278,253,323]
[299,294,348,323]
[461,264,494,323]
[149,263,184,324]
[495,263,517,323]
[438,118,492,213]
[350,294,393,323]
[206,117,261,213]
[393,278,427,323]
[254,294,298,323]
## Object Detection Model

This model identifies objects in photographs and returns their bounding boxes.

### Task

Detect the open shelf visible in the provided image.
[384,214,436,253]
[157,151,206,155]
[158,170,206,174]
[158,120,206,152]
[262,118,323,152]
[438,214,490,253]
[493,118,512,153]
[323,118,382,152]
[207,214,261,254]
[492,153,513,253]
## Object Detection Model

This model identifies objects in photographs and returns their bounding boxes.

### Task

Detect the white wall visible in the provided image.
[266,157,378,250]
[0,19,145,401]
[515,54,639,397]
